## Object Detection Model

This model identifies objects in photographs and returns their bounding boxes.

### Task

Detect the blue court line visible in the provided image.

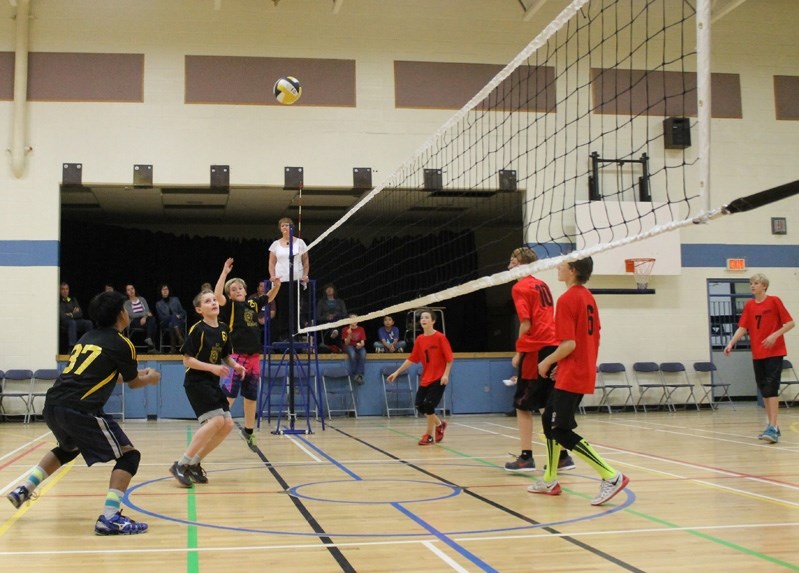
[295,434,498,572]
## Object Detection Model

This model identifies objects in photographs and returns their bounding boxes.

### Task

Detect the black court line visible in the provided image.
[243,423,356,573]
[333,425,645,573]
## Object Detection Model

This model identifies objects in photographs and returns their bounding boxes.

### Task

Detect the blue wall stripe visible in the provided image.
[0,240,60,266]
[681,244,799,268]
[1,240,796,269]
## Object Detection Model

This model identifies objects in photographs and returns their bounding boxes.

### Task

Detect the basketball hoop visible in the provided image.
[625,258,656,290]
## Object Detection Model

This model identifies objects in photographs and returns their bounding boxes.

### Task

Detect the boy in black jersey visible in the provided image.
[169,290,246,487]
[215,258,278,450]
[6,291,161,535]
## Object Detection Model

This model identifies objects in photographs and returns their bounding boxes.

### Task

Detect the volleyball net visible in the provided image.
[303,0,715,334]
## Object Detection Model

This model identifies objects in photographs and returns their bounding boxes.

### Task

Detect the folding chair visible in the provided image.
[322,366,358,419]
[380,365,416,418]
[778,359,799,407]
[0,369,34,422]
[597,363,637,413]
[692,362,734,410]
[30,369,60,421]
[658,362,699,411]
[412,365,452,417]
[633,362,667,412]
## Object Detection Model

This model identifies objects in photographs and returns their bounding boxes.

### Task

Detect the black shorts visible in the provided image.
[513,346,557,411]
[546,388,583,432]
[415,380,446,416]
[43,403,132,467]
[753,356,784,398]
[185,380,231,421]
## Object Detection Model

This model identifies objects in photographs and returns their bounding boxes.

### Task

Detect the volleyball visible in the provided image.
[273,76,302,105]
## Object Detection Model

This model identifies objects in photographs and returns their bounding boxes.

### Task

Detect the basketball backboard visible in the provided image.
[574,201,682,275]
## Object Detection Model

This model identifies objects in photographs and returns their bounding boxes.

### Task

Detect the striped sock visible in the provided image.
[543,439,562,483]
[103,489,123,519]
[571,439,617,480]
[23,466,48,493]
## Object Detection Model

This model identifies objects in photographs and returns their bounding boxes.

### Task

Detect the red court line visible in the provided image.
[0,442,47,472]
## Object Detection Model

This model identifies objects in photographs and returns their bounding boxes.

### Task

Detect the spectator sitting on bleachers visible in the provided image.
[373,315,407,353]
[155,283,186,354]
[124,283,157,353]
[59,282,93,351]
[317,284,348,353]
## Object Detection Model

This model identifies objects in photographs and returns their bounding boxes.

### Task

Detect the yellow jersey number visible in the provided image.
[63,344,103,376]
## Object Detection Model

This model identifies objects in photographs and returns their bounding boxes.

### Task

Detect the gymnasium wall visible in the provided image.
[0,0,797,373]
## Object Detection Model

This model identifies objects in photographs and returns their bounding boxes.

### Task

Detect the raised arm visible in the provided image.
[214,257,234,307]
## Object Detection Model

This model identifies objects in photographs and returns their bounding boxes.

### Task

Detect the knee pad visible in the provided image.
[51,446,80,465]
[113,449,141,477]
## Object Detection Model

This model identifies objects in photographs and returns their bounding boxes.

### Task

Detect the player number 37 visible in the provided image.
[63,343,103,375]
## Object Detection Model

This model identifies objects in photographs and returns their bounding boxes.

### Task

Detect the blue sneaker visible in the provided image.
[762,425,779,444]
[95,511,148,535]
[6,485,33,509]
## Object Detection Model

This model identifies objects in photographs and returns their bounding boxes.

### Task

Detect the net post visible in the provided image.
[697,0,712,213]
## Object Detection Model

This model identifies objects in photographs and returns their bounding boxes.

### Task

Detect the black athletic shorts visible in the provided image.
[546,388,584,432]
[753,356,783,398]
[415,380,446,415]
[185,380,231,420]
[514,345,557,412]
[43,403,131,467]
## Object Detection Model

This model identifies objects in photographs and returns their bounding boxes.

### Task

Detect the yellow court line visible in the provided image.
[0,460,76,537]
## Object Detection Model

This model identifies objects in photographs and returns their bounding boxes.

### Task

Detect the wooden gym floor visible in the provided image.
[1,404,798,572]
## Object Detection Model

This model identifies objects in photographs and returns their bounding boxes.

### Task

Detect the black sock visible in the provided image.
[244,428,253,435]
[521,450,533,460]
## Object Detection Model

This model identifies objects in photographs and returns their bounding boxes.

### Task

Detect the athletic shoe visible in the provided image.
[591,472,630,506]
[757,425,770,440]
[776,426,782,437]
[355,374,364,385]
[169,461,194,488]
[242,428,257,451]
[418,434,434,446]
[6,485,33,509]
[435,420,448,442]
[761,425,779,444]
[94,511,148,535]
[527,480,561,495]
[544,453,577,471]
[505,455,535,472]
[185,463,209,484]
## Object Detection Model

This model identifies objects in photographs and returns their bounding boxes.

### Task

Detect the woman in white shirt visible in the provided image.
[268,218,310,340]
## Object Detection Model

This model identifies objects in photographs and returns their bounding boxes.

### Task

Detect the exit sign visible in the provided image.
[727,258,747,271]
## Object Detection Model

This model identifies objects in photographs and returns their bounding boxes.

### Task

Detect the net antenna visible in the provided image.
[301,0,795,335]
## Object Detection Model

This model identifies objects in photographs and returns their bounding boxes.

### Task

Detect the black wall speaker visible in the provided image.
[424,168,443,191]
[353,167,372,190]
[62,163,82,186]
[210,165,229,189]
[499,169,517,191]
[663,117,691,149]
[284,166,304,190]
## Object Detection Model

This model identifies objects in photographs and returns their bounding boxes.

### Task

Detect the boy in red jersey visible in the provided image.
[528,257,629,505]
[388,310,453,445]
[724,273,794,443]
[505,247,574,472]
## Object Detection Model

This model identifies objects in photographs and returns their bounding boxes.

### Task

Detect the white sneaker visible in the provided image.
[591,472,629,506]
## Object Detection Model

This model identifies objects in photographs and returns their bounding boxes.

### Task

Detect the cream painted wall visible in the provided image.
[0,0,797,371]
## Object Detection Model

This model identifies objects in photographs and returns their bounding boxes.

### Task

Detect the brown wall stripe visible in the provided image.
[774,75,799,120]
[24,52,144,102]
[394,61,555,112]
[592,68,742,119]
[185,55,356,107]
[0,52,13,100]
